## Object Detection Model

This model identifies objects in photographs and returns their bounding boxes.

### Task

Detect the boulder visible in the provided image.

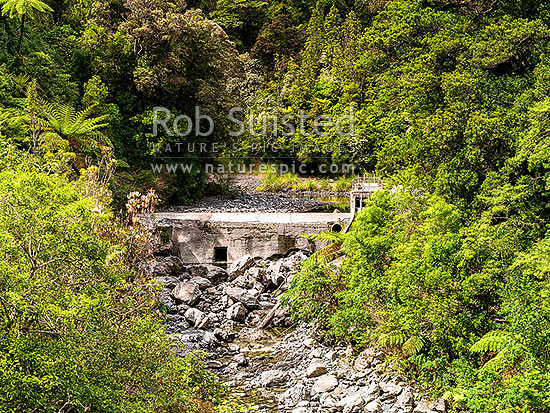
[303,338,316,348]
[413,398,446,413]
[156,276,180,290]
[232,272,265,292]
[395,389,414,411]
[226,302,248,322]
[228,255,255,280]
[381,381,403,399]
[358,383,380,401]
[312,374,338,393]
[173,282,202,305]
[213,327,237,342]
[259,369,289,387]
[184,307,207,327]
[266,260,286,286]
[364,399,382,413]
[149,256,184,277]
[206,360,224,369]
[306,361,328,378]
[247,267,267,283]
[320,394,339,408]
[338,394,365,413]
[189,264,228,283]
[223,286,260,309]
[233,353,248,366]
[189,276,212,289]
[279,383,310,407]
[354,349,376,371]
[309,348,322,359]
[201,331,219,347]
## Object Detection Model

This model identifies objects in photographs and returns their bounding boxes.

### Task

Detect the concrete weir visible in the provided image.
[155,212,350,265]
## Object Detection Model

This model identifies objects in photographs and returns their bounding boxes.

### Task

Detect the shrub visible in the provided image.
[283,189,550,412]
[0,168,225,412]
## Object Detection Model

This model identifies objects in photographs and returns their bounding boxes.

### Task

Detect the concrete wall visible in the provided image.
[155,212,349,264]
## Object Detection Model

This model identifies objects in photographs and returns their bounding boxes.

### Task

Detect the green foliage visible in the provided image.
[41,101,111,148]
[0,166,230,412]
[0,0,52,21]
[470,330,510,354]
[284,187,550,411]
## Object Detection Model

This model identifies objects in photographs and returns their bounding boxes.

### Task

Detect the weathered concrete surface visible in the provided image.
[155,212,349,264]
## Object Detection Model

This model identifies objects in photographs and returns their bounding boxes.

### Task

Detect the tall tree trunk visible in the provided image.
[16,15,25,54]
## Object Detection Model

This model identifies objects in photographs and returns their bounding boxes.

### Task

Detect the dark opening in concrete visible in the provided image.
[331,223,342,233]
[214,247,228,263]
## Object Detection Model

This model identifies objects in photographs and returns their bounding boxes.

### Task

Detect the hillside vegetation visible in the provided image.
[1,0,550,411]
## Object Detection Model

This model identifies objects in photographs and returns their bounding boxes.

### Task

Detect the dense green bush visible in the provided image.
[0,168,225,412]
[284,189,550,412]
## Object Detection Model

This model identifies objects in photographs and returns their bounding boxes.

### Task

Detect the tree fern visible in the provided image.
[41,102,111,149]
[470,330,510,353]
[1,0,53,53]
[379,330,408,347]
[402,335,425,356]
[470,330,519,372]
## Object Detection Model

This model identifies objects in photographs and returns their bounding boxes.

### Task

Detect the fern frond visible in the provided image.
[379,330,407,347]
[40,100,112,149]
[482,350,510,371]
[303,231,345,243]
[402,335,425,356]
[303,243,342,267]
[470,330,510,353]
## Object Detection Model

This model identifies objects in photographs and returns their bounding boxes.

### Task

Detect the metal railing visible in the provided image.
[351,174,383,192]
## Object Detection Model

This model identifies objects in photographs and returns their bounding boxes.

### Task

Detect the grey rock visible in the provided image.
[228,255,255,280]
[247,267,267,283]
[201,331,218,347]
[233,353,248,366]
[312,374,338,393]
[381,382,403,399]
[266,260,286,285]
[226,302,248,322]
[306,361,328,378]
[223,286,260,309]
[259,369,289,387]
[304,338,316,348]
[413,399,446,413]
[184,307,206,327]
[358,383,380,402]
[150,256,183,277]
[395,389,414,411]
[173,282,202,305]
[354,349,376,371]
[364,399,382,413]
[189,276,212,289]
[206,360,224,369]
[279,383,310,406]
[339,394,365,413]
[309,348,323,359]
[189,264,228,283]
[319,393,339,408]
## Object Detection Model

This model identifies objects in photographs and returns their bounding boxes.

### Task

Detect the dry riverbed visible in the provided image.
[144,251,448,413]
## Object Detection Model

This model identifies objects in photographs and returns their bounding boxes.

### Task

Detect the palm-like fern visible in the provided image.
[470,330,509,353]
[1,0,53,53]
[471,330,516,371]
[41,102,111,150]
[402,336,426,356]
[378,331,425,356]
